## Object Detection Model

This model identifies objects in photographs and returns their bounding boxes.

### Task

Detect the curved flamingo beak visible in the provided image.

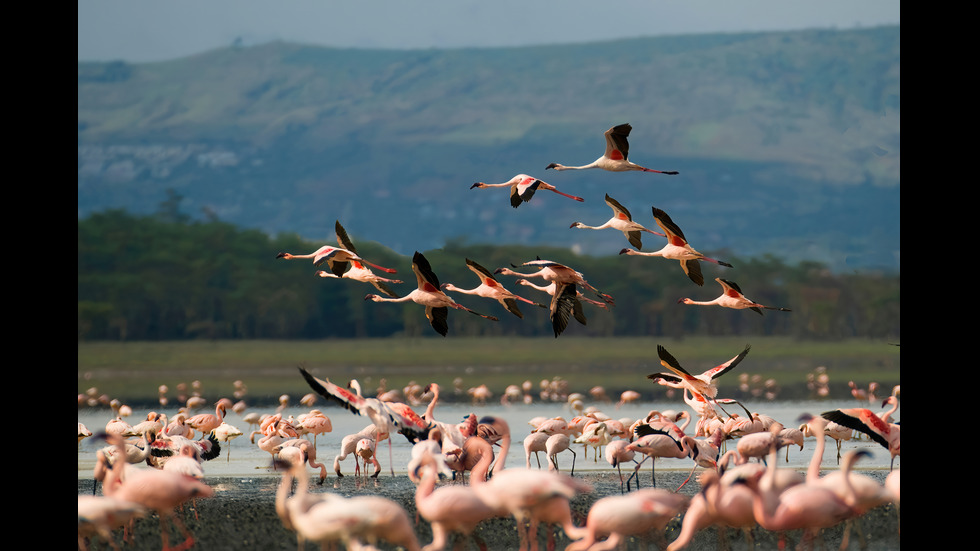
[470,183,483,189]
[618,248,631,255]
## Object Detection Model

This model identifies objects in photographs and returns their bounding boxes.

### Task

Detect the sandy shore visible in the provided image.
[78,470,900,551]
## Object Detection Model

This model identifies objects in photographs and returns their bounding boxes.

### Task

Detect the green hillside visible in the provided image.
[78,26,900,272]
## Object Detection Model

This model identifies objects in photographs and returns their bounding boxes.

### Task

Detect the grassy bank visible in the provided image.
[78,337,900,406]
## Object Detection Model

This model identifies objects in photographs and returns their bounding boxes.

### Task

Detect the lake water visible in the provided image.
[77,396,898,481]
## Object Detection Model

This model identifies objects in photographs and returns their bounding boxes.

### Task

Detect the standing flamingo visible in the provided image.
[470,173,584,208]
[440,257,547,319]
[625,428,697,490]
[678,277,792,315]
[211,422,243,462]
[78,495,148,551]
[566,489,689,551]
[545,433,577,475]
[619,207,733,286]
[604,439,638,492]
[545,123,679,174]
[185,401,227,440]
[365,251,498,336]
[334,423,387,478]
[570,194,666,250]
[311,220,404,297]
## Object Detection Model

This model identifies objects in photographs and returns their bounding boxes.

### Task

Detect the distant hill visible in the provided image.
[77,26,900,272]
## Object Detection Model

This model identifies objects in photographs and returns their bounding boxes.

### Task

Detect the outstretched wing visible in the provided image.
[656,345,695,379]
[821,409,891,450]
[651,207,688,244]
[298,367,365,416]
[412,251,441,291]
[425,305,449,337]
[682,259,704,286]
[335,220,357,254]
[604,123,632,161]
[702,344,752,381]
[550,282,581,338]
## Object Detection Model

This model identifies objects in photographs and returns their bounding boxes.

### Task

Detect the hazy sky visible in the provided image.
[78,0,900,63]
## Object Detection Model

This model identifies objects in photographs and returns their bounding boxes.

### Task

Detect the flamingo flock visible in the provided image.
[80,122,898,550]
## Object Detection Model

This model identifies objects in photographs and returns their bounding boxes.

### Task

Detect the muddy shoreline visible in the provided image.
[78,470,900,550]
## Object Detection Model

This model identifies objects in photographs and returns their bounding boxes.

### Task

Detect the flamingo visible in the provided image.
[822,407,900,470]
[298,409,332,445]
[516,278,611,310]
[274,438,328,484]
[440,257,547,319]
[604,439,638,492]
[411,447,502,551]
[619,207,733,286]
[365,251,498,336]
[574,420,611,462]
[495,257,615,306]
[570,193,667,250]
[678,277,792,315]
[565,489,689,551]
[298,367,432,476]
[545,433,577,475]
[878,395,900,424]
[649,344,751,404]
[513,277,597,337]
[545,123,679,174]
[78,422,94,444]
[184,401,227,440]
[625,427,697,490]
[100,432,214,551]
[476,415,512,475]
[77,495,148,551]
[211,422,243,462]
[310,220,404,297]
[524,431,550,469]
[334,423,387,478]
[470,173,584,208]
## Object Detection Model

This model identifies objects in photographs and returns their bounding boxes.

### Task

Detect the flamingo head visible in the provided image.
[275,252,288,259]
[545,163,559,170]
[470,182,485,189]
[618,248,632,255]
[569,222,582,228]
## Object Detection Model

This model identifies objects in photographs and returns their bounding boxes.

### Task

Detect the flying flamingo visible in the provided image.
[276,238,397,278]
[312,220,404,297]
[545,123,679,174]
[298,368,432,476]
[365,251,498,336]
[440,257,547,319]
[565,489,689,551]
[495,257,615,306]
[821,407,900,470]
[516,278,611,310]
[678,277,792,315]
[570,193,667,250]
[514,277,602,338]
[619,207,733,286]
[470,173,584,208]
[648,344,751,404]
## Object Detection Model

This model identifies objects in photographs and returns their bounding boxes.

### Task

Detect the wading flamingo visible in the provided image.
[440,257,547,319]
[545,123,679,174]
[570,193,666,250]
[365,251,498,336]
[619,207,733,286]
[470,173,584,208]
[678,277,792,315]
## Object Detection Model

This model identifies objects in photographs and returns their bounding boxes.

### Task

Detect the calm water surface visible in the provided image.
[77,397,898,480]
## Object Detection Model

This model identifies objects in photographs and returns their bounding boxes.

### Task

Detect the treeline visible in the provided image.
[78,209,899,341]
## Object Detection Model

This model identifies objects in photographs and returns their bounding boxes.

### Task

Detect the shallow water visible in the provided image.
[77,397,898,480]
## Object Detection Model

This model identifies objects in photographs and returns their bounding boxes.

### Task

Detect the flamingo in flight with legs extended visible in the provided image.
[470,173,584,208]
[570,194,666,250]
[546,123,679,174]
[440,257,547,319]
[679,277,791,315]
[648,344,752,404]
[276,228,397,278]
[619,207,733,286]
[313,220,403,297]
[495,257,615,306]
[365,251,498,337]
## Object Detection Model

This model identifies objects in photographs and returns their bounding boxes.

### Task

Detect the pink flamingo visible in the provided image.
[477,415,512,475]
[648,344,751,404]
[78,495,148,551]
[495,257,615,306]
[569,193,666,250]
[310,220,403,297]
[524,431,550,469]
[411,445,501,551]
[545,123,679,174]
[363,251,498,336]
[276,235,397,277]
[604,439,638,492]
[678,277,791,314]
[441,257,547,319]
[545,432,577,475]
[184,401,227,440]
[275,438,328,484]
[822,407,900,470]
[619,207,733,286]
[298,409,332,446]
[101,433,214,551]
[566,489,689,551]
[625,428,697,491]
[470,173,584,208]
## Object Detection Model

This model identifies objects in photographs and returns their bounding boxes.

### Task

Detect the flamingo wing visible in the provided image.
[681,259,705,287]
[701,344,752,381]
[464,258,498,284]
[656,345,696,380]
[549,282,582,338]
[501,297,524,319]
[335,220,358,254]
[604,123,632,161]
[425,305,449,337]
[646,372,684,385]
[298,367,367,417]
[821,409,891,449]
[604,194,633,221]
[412,251,441,291]
[651,207,688,244]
